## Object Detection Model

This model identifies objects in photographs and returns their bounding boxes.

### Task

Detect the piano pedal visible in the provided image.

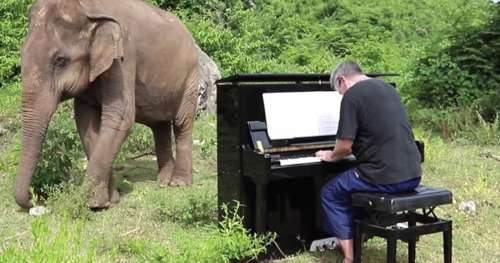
[309,237,339,252]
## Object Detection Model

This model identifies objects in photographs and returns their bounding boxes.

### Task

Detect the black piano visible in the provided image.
[216,73,398,253]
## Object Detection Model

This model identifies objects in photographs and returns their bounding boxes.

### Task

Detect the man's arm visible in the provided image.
[315,139,353,162]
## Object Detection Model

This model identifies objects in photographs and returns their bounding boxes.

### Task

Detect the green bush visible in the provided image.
[193,114,217,159]
[0,0,32,89]
[117,123,154,162]
[122,202,275,263]
[32,103,84,196]
[409,105,500,144]
[45,177,92,220]
[408,4,500,121]
[151,185,217,226]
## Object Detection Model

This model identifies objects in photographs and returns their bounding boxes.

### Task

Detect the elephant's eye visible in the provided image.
[53,56,69,69]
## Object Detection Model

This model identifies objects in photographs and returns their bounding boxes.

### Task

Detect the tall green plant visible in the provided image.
[0,0,33,89]
[408,4,500,121]
[32,103,84,196]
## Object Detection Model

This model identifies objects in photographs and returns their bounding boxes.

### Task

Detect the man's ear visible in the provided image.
[88,21,124,82]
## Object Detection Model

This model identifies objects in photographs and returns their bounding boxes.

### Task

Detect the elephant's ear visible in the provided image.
[88,19,124,82]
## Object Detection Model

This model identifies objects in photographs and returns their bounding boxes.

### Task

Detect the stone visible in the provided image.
[29,206,51,216]
[0,125,6,136]
[458,201,476,213]
[196,45,221,115]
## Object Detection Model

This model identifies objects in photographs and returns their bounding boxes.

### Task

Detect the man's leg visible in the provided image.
[321,169,357,262]
[321,170,421,262]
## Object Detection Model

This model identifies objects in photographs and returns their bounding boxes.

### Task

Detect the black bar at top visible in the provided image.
[216,73,399,84]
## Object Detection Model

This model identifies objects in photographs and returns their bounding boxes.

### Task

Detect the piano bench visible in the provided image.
[351,186,453,263]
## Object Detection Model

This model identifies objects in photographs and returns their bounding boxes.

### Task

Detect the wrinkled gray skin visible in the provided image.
[16,0,199,209]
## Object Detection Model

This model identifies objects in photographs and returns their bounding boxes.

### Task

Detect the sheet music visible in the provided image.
[263,91,343,140]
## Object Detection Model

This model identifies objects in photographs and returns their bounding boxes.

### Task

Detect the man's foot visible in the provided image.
[339,239,354,263]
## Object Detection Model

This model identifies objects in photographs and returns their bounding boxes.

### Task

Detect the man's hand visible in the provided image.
[315,139,354,162]
[315,150,334,162]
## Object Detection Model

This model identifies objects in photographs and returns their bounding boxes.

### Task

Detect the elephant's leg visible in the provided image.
[86,127,129,208]
[75,100,119,204]
[169,73,198,187]
[152,121,175,187]
[75,100,100,159]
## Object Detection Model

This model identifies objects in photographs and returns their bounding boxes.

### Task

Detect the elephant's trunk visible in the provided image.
[15,90,58,209]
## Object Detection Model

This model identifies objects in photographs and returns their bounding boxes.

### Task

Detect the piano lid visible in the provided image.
[216,73,399,85]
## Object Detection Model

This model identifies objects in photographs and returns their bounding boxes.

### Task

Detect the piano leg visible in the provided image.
[255,182,268,234]
[314,176,324,234]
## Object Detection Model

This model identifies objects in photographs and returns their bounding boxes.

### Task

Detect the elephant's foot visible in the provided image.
[89,199,111,210]
[109,188,120,204]
[158,164,175,188]
[88,183,111,209]
[168,171,192,187]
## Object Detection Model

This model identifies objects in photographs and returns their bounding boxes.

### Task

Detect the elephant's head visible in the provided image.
[16,0,124,208]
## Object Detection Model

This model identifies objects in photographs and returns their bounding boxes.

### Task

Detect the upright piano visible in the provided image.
[216,73,398,253]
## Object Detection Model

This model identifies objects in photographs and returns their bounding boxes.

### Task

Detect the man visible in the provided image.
[315,61,421,263]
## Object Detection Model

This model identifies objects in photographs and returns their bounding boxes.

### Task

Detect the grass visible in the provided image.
[1,83,499,262]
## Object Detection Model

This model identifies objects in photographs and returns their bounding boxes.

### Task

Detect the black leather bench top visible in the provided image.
[351,186,452,213]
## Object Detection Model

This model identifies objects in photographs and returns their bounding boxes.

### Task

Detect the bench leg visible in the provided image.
[443,222,452,263]
[408,213,416,263]
[387,232,397,263]
[354,221,362,263]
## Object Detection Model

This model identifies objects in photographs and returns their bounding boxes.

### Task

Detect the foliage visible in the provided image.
[151,184,217,226]
[32,102,84,196]
[116,123,154,162]
[0,0,33,89]
[193,114,217,159]
[121,202,275,263]
[408,4,500,121]
[45,177,92,220]
[0,216,98,262]
[409,105,500,144]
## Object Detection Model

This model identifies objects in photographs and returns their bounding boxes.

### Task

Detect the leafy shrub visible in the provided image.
[117,123,154,162]
[0,216,98,262]
[151,185,217,226]
[409,105,500,144]
[0,0,32,89]
[193,114,217,159]
[408,4,500,121]
[45,177,92,220]
[122,202,275,263]
[32,103,84,196]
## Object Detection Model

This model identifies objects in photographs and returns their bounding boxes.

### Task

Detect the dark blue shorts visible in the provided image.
[320,168,420,239]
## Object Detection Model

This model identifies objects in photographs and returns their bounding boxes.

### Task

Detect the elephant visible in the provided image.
[16,0,199,209]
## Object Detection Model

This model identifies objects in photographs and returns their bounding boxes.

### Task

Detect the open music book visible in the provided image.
[263,91,343,140]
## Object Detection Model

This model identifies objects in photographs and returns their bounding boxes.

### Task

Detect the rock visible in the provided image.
[458,201,476,213]
[196,46,221,115]
[0,125,6,136]
[29,206,51,216]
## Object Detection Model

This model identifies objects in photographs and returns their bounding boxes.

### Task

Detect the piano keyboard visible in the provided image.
[280,156,321,166]
[279,153,321,166]
[278,153,357,166]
